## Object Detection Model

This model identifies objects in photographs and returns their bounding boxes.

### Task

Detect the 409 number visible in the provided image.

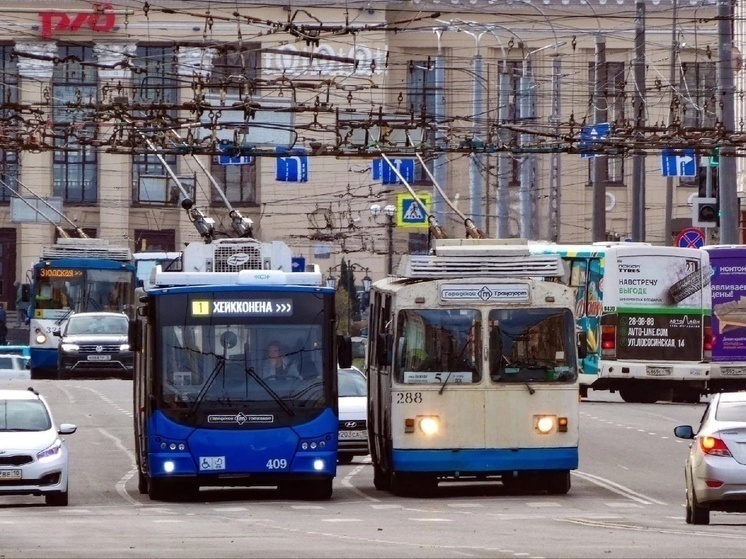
[395,392,423,404]
[266,458,288,470]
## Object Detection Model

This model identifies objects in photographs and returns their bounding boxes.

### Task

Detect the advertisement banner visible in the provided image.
[708,250,746,362]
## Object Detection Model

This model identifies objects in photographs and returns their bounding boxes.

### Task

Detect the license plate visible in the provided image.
[339,430,367,440]
[721,367,746,376]
[87,355,111,361]
[0,469,21,480]
[647,366,672,377]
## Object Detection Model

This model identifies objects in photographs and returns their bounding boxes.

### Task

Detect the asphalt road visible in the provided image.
[1,380,744,558]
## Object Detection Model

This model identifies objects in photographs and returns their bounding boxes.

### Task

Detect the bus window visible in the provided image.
[488,308,576,383]
[396,309,481,384]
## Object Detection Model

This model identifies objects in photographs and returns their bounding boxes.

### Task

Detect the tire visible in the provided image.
[148,478,173,501]
[303,478,333,501]
[45,490,68,506]
[373,463,391,491]
[137,469,148,495]
[337,454,354,465]
[687,482,710,525]
[546,471,571,495]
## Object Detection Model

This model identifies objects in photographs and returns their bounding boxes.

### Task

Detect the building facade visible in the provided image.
[0,0,736,311]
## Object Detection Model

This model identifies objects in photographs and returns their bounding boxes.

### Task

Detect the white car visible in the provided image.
[0,354,30,380]
[0,388,77,506]
[338,366,368,464]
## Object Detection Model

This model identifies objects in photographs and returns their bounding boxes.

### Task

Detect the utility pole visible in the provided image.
[631,0,646,241]
[664,0,678,246]
[497,62,511,238]
[718,0,738,244]
[548,53,562,242]
[470,53,485,230]
[519,59,534,238]
[592,33,607,242]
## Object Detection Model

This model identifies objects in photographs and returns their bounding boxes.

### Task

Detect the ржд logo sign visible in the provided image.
[39,4,115,39]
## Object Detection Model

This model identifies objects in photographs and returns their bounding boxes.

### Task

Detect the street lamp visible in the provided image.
[371,204,396,275]
[325,260,373,334]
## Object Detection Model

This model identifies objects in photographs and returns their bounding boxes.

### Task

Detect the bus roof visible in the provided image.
[41,238,132,261]
[150,267,323,288]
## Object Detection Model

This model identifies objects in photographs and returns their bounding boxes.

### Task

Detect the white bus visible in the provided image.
[367,239,580,496]
[530,242,713,403]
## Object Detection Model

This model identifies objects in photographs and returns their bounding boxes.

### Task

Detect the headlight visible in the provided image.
[535,415,556,434]
[418,416,440,436]
[37,439,62,462]
[120,343,130,351]
[60,343,80,352]
[35,330,47,344]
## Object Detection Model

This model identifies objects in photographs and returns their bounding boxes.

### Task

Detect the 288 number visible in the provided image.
[395,392,423,404]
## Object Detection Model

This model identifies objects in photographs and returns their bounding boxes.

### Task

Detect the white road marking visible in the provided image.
[573,470,667,505]
[97,428,140,506]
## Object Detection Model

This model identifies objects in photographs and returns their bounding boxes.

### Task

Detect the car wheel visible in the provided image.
[686,476,710,524]
[45,490,68,506]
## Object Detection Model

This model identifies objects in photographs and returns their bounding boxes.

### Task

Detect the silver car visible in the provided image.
[674,391,746,524]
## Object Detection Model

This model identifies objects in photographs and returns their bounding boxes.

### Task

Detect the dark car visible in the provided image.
[56,312,133,379]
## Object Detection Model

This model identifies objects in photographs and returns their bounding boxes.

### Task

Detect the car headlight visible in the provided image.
[37,439,62,462]
[60,343,80,352]
[119,343,130,351]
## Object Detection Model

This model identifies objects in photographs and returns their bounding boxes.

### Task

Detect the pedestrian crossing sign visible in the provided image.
[397,193,430,228]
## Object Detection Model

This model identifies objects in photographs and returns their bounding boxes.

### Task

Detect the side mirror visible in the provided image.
[577,331,588,360]
[376,333,392,367]
[52,328,61,338]
[20,284,30,303]
[337,335,352,369]
[674,425,695,439]
[58,423,77,435]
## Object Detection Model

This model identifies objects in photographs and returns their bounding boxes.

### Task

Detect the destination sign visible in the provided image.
[191,299,293,317]
[39,268,83,279]
[440,283,530,302]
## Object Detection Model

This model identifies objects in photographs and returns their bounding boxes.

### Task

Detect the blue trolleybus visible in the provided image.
[28,238,135,379]
[132,239,349,501]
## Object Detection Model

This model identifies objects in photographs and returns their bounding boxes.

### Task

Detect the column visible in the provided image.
[94,42,137,248]
[14,42,57,275]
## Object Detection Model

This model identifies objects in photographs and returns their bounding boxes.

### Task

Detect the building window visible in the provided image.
[407,59,437,184]
[53,45,97,203]
[0,44,18,203]
[132,45,179,204]
[208,44,260,204]
[587,61,625,187]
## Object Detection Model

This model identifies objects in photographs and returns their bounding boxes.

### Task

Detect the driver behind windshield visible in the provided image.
[260,341,300,381]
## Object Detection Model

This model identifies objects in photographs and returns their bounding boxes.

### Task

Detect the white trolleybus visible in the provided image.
[366,239,580,496]
[529,242,713,403]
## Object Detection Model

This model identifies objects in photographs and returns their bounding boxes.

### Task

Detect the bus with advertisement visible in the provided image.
[131,238,350,501]
[701,245,746,392]
[367,239,580,496]
[28,238,136,379]
[529,242,713,403]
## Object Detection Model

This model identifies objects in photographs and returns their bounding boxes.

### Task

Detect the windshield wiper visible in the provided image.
[54,308,74,326]
[242,366,295,417]
[185,359,226,418]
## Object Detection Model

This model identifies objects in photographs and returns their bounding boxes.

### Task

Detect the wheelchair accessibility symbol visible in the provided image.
[199,456,226,471]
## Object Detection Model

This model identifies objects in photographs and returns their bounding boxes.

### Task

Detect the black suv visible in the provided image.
[56,312,133,379]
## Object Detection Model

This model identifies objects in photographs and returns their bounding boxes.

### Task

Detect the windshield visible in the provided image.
[158,322,328,426]
[66,314,128,335]
[33,267,134,318]
[0,400,51,431]
[395,309,482,384]
[338,369,366,397]
[488,308,577,383]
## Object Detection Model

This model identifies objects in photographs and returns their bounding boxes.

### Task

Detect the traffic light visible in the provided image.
[693,197,719,227]
[695,164,720,227]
